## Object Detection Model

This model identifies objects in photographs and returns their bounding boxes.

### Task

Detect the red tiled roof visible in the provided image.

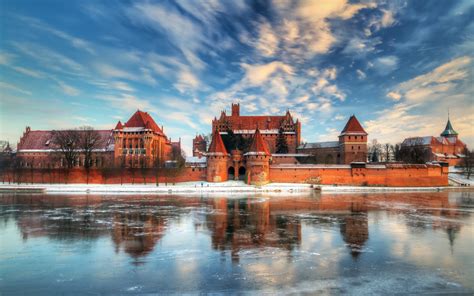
[124,110,163,134]
[208,130,228,155]
[248,128,270,155]
[224,115,289,130]
[18,130,114,151]
[340,115,367,135]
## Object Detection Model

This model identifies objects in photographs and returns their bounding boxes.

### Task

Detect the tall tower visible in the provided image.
[206,129,229,182]
[231,103,240,116]
[338,115,368,164]
[245,128,271,185]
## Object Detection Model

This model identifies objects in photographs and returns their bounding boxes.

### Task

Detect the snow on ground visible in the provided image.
[449,173,474,186]
[0,180,453,195]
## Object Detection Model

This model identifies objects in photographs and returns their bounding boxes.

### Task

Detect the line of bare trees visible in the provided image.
[368,139,426,163]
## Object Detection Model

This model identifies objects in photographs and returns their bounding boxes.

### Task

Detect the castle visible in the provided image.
[11,103,452,187]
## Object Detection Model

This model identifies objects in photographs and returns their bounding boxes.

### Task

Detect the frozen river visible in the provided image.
[1,190,473,294]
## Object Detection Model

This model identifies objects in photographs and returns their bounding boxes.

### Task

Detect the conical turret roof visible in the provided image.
[340,115,367,135]
[114,121,123,130]
[208,129,228,155]
[247,128,270,155]
[440,118,458,137]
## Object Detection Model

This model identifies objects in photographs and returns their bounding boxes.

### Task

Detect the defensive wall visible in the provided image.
[0,162,449,187]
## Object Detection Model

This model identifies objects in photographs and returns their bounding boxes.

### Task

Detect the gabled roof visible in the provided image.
[208,129,228,155]
[440,118,458,137]
[17,130,114,151]
[124,110,163,134]
[248,128,270,155]
[340,115,367,135]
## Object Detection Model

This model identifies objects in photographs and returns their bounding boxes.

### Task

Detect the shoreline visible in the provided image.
[0,181,462,195]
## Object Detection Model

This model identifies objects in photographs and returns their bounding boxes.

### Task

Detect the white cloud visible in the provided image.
[56,80,80,96]
[387,91,401,101]
[372,55,399,74]
[0,81,32,95]
[241,61,294,86]
[95,63,135,80]
[256,21,279,57]
[356,69,367,80]
[12,66,45,78]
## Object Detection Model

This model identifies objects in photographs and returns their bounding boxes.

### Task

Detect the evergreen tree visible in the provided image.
[276,127,289,154]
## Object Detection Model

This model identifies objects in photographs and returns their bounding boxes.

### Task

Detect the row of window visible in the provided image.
[122,148,146,155]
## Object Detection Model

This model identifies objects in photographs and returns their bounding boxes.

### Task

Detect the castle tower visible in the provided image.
[206,129,229,182]
[231,103,240,116]
[245,128,271,185]
[338,115,368,164]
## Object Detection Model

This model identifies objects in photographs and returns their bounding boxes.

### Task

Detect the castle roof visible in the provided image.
[440,118,458,137]
[17,130,114,151]
[194,134,204,141]
[123,110,163,134]
[247,128,270,155]
[114,121,123,130]
[340,115,367,135]
[207,129,228,155]
[215,112,295,130]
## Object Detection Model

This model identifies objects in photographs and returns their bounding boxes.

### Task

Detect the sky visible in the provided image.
[0,0,473,154]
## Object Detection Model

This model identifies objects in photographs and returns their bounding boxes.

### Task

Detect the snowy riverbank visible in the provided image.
[0,181,456,194]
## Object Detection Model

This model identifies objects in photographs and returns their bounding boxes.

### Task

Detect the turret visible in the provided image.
[339,115,368,164]
[206,130,229,182]
[244,128,271,185]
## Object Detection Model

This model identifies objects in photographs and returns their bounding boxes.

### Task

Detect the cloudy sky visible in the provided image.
[0,0,473,154]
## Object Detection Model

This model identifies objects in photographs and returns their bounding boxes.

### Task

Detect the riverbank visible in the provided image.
[0,181,457,194]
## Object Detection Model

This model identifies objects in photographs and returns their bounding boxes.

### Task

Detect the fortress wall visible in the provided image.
[269,165,448,187]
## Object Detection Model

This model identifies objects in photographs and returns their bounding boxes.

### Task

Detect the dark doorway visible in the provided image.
[228,167,235,180]
[238,166,246,180]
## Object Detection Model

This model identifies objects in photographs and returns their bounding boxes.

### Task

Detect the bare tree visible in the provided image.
[152,156,163,186]
[52,129,80,183]
[399,138,427,164]
[139,156,149,184]
[78,127,101,184]
[461,148,473,179]
[392,143,402,161]
[368,139,381,163]
[382,143,392,162]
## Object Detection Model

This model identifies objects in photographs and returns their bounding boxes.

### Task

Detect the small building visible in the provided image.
[401,117,466,166]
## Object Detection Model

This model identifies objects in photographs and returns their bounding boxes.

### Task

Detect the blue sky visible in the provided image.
[0,0,473,154]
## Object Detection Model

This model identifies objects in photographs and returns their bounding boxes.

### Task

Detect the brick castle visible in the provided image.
[11,102,461,187]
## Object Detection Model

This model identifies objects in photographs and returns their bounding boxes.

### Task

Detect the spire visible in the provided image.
[208,129,228,155]
[340,115,367,135]
[440,116,458,137]
[248,128,270,155]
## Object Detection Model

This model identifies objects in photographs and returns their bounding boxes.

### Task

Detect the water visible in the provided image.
[1,191,473,295]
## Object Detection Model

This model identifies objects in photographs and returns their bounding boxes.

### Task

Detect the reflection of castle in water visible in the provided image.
[2,191,470,261]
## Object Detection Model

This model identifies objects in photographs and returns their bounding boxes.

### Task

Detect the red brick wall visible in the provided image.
[269,165,448,187]
[2,165,448,187]
[1,167,206,184]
